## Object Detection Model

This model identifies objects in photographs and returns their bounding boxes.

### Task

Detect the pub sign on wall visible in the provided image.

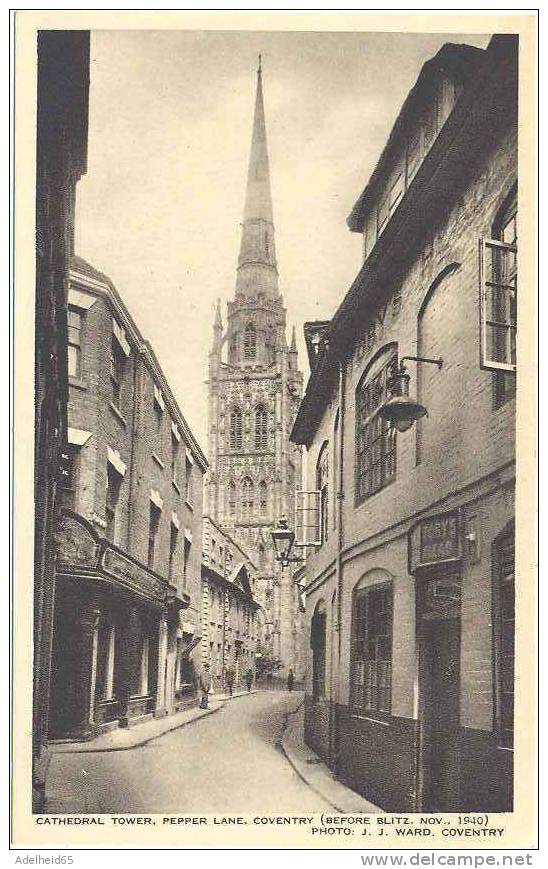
[408,509,462,574]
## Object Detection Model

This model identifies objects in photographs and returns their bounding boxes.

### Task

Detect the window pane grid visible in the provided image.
[351,586,392,715]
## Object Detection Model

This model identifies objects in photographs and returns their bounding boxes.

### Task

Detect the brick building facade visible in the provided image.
[206,61,304,679]
[291,36,517,811]
[50,256,207,739]
[201,517,262,692]
[34,30,89,809]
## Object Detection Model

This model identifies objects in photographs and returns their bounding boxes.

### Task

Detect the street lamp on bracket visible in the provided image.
[378,355,443,433]
[271,515,305,569]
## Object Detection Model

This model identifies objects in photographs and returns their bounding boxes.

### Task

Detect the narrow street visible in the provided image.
[52,692,332,814]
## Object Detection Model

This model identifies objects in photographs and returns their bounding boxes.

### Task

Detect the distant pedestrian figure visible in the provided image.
[287,668,294,692]
[245,668,253,693]
[199,664,211,709]
[225,667,235,697]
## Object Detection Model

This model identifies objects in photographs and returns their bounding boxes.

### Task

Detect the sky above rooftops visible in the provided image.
[75,28,490,452]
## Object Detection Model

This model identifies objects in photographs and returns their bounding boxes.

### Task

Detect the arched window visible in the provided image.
[229,333,239,364]
[229,406,242,451]
[316,441,329,544]
[244,323,256,359]
[350,572,393,715]
[255,405,268,450]
[355,345,398,504]
[311,600,326,701]
[259,480,268,517]
[228,482,236,518]
[241,477,253,519]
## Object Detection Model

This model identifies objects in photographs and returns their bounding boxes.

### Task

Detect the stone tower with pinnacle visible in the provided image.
[206,57,304,678]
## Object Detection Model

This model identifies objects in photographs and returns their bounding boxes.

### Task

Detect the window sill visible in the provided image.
[152,453,164,470]
[109,401,127,427]
[351,713,391,727]
[172,479,181,494]
[69,376,88,391]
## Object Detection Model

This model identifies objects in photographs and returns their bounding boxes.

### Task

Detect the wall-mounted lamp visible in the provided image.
[271,515,304,568]
[378,355,443,433]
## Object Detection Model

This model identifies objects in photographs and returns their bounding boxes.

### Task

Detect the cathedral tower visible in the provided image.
[206,58,303,678]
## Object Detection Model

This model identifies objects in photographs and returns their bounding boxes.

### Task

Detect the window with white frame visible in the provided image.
[480,191,517,376]
[67,307,83,378]
[316,442,329,545]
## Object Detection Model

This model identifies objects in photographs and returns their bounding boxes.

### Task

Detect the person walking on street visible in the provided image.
[199,663,211,709]
[245,668,253,693]
[287,668,294,692]
[225,667,235,697]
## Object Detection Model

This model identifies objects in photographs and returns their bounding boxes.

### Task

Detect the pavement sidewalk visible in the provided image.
[49,688,258,755]
[44,689,258,812]
[281,699,382,813]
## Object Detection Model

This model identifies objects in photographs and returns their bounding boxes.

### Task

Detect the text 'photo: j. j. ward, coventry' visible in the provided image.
[33,28,518,817]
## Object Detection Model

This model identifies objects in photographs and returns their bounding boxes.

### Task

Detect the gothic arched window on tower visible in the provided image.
[241,477,254,519]
[259,480,268,517]
[255,405,268,450]
[229,406,242,450]
[229,333,239,364]
[228,482,237,518]
[244,323,256,359]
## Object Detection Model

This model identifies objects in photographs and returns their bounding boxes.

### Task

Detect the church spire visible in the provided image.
[236,57,279,299]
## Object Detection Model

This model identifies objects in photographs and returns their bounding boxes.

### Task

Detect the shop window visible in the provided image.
[105,463,122,544]
[350,582,393,715]
[244,323,256,359]
[67,307,82,378]
[355,347,398,504]
[311,601,326,700]
[255,405,268,450]
[148,502,161,569]
[316,441,329,545]
[229,406,242,451]
[139,635,150,696]
[494,524,515,749]
[95,620,116,702]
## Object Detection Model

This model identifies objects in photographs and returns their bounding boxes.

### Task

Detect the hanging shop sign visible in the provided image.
[408,509,462,573]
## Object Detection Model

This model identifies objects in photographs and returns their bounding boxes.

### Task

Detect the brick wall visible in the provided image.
[67,267,206,625]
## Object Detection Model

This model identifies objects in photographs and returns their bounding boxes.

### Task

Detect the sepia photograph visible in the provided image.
[12,9,537,850]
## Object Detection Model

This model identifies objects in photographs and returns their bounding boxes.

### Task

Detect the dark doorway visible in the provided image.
[418,574,461,811]
[48,599,81,738]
